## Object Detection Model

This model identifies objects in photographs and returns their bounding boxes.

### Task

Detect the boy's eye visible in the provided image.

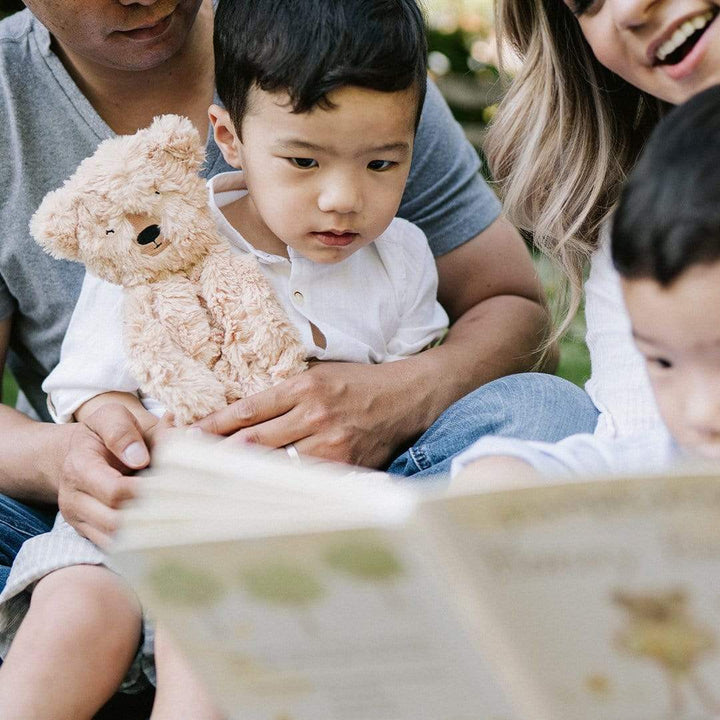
[368,160,395,172]
[649,357,673,370]
[288,157,318,169]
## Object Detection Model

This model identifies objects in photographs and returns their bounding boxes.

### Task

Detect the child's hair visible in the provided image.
[484,0,664,334]
[214,0,428,134]
[612,84,720,285]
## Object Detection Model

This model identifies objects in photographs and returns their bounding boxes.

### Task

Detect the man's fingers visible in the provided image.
[61,492,123,549]
[82,403,149,469]
[78,459,138,508]
[221,408,309,449]
[63,453,138,509]
[195,382,298,436]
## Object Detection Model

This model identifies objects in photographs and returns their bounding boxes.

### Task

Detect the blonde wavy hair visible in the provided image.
[485,0,665,333]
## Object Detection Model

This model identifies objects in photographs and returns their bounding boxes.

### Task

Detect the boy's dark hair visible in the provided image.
[214,0,428,133]
[612,84,720,285]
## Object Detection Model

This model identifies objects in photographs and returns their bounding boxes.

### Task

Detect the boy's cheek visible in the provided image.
[649,381,681,438]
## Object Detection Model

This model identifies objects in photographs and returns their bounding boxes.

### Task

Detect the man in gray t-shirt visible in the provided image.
[0,2,553,564]
[0,10,504,425]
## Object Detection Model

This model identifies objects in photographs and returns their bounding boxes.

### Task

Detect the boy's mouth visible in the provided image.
[653,9,718,66]
[312,230,359,247]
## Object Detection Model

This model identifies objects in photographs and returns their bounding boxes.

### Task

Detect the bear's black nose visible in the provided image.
[137,225,161,245]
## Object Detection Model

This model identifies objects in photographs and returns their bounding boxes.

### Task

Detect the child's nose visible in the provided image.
[317,177,362,215]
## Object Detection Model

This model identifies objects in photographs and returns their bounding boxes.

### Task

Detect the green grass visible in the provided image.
[2,368,17,408]
[557,335,591,388]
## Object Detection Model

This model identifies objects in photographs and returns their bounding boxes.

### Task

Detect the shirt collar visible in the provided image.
[206,171,291,265]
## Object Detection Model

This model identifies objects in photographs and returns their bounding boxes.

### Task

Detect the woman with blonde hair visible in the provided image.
[485,0,720,437]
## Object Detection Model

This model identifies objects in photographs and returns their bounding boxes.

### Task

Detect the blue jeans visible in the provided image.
[0,495,55,590]
[387,372,599,478]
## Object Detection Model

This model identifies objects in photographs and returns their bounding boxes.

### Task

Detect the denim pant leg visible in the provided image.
[386,372,599,479]
[0,495,55,591]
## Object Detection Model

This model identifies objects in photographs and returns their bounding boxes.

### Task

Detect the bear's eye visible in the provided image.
[154,191,160,195]
[106,229,115,235]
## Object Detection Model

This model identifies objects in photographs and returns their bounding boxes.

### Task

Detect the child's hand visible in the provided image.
[142,412,177,451]
[450,456,540,493]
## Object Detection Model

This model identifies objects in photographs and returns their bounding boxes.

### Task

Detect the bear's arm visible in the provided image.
[198,250,306,397]
[123,283,227,426]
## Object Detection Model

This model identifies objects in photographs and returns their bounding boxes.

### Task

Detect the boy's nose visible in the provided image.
[317,178,362,215]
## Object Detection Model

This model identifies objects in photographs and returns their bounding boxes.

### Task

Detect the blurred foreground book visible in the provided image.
[111,435,720,720]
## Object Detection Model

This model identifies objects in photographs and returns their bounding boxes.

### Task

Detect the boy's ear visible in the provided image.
[143,114,205,173]
[29,188,81,261]
[209,105,244,168]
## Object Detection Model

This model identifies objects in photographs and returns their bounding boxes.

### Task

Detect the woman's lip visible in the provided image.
[660,11,718,80]
[118,11,174,40]
[647,9,716,65]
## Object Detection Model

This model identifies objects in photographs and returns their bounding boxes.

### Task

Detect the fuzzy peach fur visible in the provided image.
[30,115,306,425]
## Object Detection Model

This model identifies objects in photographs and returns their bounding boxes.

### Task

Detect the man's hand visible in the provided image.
[58,404,151,548]
[194,361,428,468]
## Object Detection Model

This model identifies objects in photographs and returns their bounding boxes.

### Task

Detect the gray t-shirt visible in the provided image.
[0,10,501,421]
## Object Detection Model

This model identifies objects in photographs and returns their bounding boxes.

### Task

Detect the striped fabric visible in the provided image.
[0,514,155,692]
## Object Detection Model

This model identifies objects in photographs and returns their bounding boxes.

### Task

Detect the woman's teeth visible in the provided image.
[656,10,715,62]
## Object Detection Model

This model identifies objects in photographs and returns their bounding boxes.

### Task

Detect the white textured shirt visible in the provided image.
[451,428,677,479]
[43,172,448,422]
[584,226,664,438]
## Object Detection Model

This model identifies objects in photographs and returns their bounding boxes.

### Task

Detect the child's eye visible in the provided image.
[368,160,395,172]
[288,158,318,169]
[649,357,673,370]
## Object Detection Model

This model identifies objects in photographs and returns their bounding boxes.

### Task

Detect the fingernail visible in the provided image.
[123,441,149,467]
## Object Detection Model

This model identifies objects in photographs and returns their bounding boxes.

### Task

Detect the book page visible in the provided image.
[114,526,515,720]
[112,437,516,720]
[424,473,720,720]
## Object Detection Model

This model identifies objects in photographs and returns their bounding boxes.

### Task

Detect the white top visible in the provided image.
[584,226,664,438]
[450,428,677,479]
[43,171,449,422]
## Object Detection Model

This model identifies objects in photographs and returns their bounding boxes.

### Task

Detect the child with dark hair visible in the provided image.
[42,0,448,430]
[0,2,448,719]
[452,84,720,484]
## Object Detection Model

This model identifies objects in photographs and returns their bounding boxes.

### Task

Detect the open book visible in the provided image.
[111,436,720,720]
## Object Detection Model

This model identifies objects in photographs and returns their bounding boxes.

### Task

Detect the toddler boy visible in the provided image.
[43,0,447,429]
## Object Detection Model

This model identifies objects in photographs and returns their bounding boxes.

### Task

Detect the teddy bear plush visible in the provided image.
[31,114,306,425]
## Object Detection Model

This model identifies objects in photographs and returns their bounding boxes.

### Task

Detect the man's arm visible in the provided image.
[194,215,555,467]
[0,315,150,546]
[0,314,67,503]
[427,214,557,420]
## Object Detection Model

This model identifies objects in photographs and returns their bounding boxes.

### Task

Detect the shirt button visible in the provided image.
[293,290,304,304]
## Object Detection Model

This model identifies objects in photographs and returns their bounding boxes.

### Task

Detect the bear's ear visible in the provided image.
[143,114,205,173]
[29,187,81,261]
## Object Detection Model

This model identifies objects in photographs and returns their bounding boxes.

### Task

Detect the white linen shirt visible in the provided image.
[43,171,449,422]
